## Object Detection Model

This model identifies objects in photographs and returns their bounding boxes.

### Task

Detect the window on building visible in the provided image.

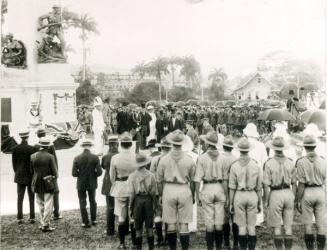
[1,98,12,122]
[258,77,262,83]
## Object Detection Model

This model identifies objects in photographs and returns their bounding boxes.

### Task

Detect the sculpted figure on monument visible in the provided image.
[1,33,27,68]
[37,4,67,63]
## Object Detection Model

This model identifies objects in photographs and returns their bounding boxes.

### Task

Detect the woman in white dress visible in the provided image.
[146,106,157,144]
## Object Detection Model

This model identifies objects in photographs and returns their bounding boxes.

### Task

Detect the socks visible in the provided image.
[284,235,293,250]
[232,223,239,248]
[214,230,223,250]
[238,235,247,250]
[180,233,190,250]
[166,232,177,250]
[205,231,214,250]
[147,236,155,250]
[247,235,257,250]
[135,236,142,250]
[223,223,231,247]
[305,234,315,250]
[118,224,126,245]
[317,234,326,250]
[155,222,164,243]
[274,236,283,250]
[130,224,136,245]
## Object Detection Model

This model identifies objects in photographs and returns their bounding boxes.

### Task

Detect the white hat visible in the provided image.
[147,105,154,110]
[243,123,259,138]
[93,96,103,107]
[303,123,322,138]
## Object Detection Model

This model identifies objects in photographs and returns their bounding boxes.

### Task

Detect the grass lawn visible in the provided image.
[1,206,308,249]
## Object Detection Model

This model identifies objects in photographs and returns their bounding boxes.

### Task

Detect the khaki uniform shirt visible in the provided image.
[109,148,136,197]
[128,168,157,196]
[157,149,196,184]
[220,151,237,181]
[263,155,296,187]
[229,155,262,191]
[194,150,227,182]
[296,152,326,185]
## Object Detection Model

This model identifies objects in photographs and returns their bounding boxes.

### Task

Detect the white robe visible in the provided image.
[147,112,157,143]
[92,109,105,155]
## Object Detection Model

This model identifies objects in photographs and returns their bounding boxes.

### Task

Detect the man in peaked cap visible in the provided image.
[101,135,119,236]
[150,137,172,246]
[72,140,102,228]
[220,135,239,250]
[195,131,229,250]
[157,130,196,250]
[229,137,262,250]
[263,137,296,250]
[296,135,326,250]
[109,132,137,249]
[12,129,37,224]
[128,153,157,250]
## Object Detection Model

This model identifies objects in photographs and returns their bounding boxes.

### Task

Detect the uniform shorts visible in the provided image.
[114,197,129,221]
[133,195,154,230]
[234,191,258,227]
[162,183,193,224]
[200,183,226,227]
[301,187,327,227]
[267,189,294,227]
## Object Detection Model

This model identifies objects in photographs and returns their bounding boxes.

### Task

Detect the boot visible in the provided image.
[205,231,214,250]
[130,224,136,246]
[155,222,164,245]
[238,235,247,250]
[215,230,223,250]
[274,237,283,250]
[232,223,239,250]
[304,234,314,250]
[247,235,257,250]
[223,223,231,249]
[166,232,177,250]
[135,237,142,250]
[284,235,293,250]
[118,224,126,247]
[147,236,155,250]
[180,233,190,250]
[317,234,326,250]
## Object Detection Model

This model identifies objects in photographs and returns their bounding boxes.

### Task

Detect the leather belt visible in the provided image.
[136,192,150,197]
[203,180,222,184]
[116,177,128,181]
[239,188,255,191]
[305,184,322,188]
[271,184,290,191]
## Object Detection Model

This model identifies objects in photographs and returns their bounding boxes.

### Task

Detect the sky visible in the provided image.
[4,0,326,78]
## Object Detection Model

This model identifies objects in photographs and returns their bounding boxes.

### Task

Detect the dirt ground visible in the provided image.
[1,206,309,250]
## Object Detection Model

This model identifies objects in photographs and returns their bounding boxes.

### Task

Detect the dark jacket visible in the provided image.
[72,149,102,190]
[31,149,58,193]
[168,117,185,132]
[101,148,119,195]
[155,116,169,142]
[12,140,37,184]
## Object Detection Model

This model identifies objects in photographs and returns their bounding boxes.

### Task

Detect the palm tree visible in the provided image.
[147,57,169,102]
[132,61,148,79]
[169,56,182,86]
[70,13,99,82]
[208,68,228,85]
[179,56,201,88]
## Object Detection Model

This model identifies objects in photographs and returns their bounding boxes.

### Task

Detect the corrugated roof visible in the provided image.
[233,72,273,92]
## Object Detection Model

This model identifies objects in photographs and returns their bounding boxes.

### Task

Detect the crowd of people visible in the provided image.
[10,96,327,250]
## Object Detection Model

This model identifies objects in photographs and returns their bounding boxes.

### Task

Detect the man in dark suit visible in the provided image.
[155,109,169,143]
[34,128,61,220]
[72,140,102,228]
[168,110,185,133]
[31,137,58,232]
[101,135,119,236]
[12,129,37,224]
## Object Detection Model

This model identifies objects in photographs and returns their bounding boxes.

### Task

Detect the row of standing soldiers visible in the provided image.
[98,130,326,250]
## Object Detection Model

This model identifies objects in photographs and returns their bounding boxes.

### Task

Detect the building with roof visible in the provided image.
[233,72,275,101]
